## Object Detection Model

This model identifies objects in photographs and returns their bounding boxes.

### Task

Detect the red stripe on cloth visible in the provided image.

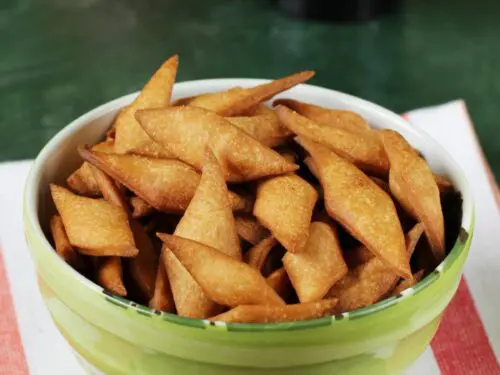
[431,278,500,375]
[0,244,29,375]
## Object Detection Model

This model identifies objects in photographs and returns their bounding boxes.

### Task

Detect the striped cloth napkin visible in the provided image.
[0,100,498,375]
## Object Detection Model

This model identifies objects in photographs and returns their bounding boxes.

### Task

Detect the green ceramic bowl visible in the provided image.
[23,80,474,375]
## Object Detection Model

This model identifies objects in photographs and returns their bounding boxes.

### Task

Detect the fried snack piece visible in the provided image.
[89,165,130,212]
[225,110,292,148]
[379,130,445,261]
[114,55,178,158]
[390,270,425,297]
[296,137,411,279]
[245,235,277,271]
[89,163,131,299]
[79,148,250,213]
[283,221,348,303]
[405,222,425,258]
[327,223,425,312]
[346,222,424,268]
[277,106,389,176]
[266,267,291,299]
[172,149,242,259]
[50,215,85,269]
[254,173,317,253]
[94,257,127,296]
[185,71,315,116]
[129,220,159,301]
[209,299,338,323]
[90,163,159,301]
[67,162,101,197]
[149,253,175,313]
[165,149,242,318]
[158,234,285,308]
[67,140,116,196]
[136,106,298,182]
[130,196,155,219]
[235,215,270,245]
[50,184,137,257]
[274,99,371,134]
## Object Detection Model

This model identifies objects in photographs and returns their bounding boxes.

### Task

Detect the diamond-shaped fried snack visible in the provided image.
[158,234,285,308]
[185,70,315,116]
[50,184,137,257]
[114,55,178,158]
[209,299,338,323]
[379,130,445,262]
[284,221,348,303]
[254,173,317,253]
[274,99,371,134]
[296,137,411,279]
[277,105,389,176]
[79,148,251,213]
[135,106,298,182]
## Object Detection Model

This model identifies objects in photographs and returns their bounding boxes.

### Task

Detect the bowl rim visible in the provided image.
[24,78,474,332]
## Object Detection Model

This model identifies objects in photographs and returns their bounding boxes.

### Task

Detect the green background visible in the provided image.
[1,0,498,178]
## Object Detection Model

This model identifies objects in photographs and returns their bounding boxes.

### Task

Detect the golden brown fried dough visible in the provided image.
[277,106,389,176]
[327,257,399,313]
[89,164,130,213]
[266,267,291,299]
[79,148,250,213]
[89,162,135,300]
[136,106,298,182]
[67,140,116,197]
[129,220,159,301]
[379,130,445,261]
[174,149,242,259]
[245,235,277,271]
[327,223,425,312]
[390,270,425,297]
[92,139,116,153]
[165,149,242,318]
[274,99,371,134]
[114,55,178,158]
[50,184,137,257]
[50,215,85,269]
[406,222,425,259]
[225,110,292,148]
[148,253,175,313]
[158,234,285,308]
[254,173,317,253]
[186,71,315,116]
[209,299,338,323]
[94,257,127,296]
[283,222,348,303]
[67,162,101,197]
[130,196,155,219]
[296,137,411,279]
[162,249,216,317]
[235,215,270,245]
[346,222,423,268]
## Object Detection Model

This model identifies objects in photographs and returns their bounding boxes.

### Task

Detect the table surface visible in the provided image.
[1,0,499,177]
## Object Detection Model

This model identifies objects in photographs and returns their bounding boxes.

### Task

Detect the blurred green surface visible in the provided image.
[1,0,498,177]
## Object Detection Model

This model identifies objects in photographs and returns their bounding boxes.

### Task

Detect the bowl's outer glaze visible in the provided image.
[23,80,474,375]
